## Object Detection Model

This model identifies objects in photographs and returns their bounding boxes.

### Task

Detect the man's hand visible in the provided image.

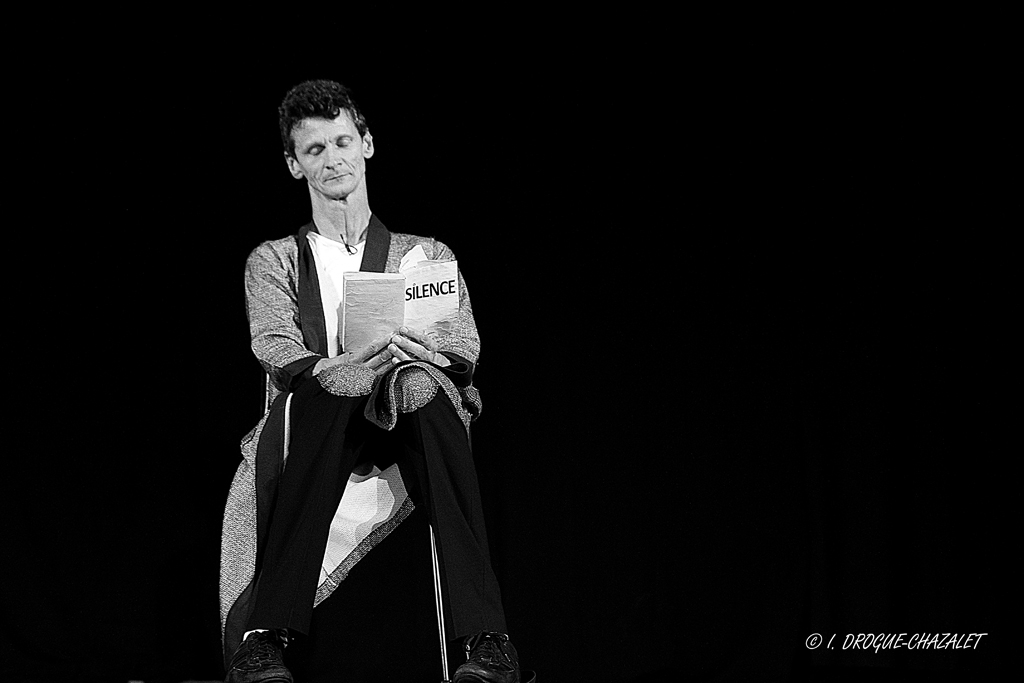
[313,334,395,377]
[387,327,451,367]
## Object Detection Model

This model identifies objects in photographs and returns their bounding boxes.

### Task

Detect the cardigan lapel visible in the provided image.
[297,215,392,357]
[296,222,329,357]
[360,213,391,273]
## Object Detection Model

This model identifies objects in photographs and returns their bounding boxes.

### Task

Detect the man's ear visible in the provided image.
[362,131,375,159]
[284,152,305,180]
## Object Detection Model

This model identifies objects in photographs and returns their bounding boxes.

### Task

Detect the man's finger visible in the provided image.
[350,333,394,362]
[391,336,434,362]
[364,349,392,368]
[391,336,444,365]
[399,326,437,351]
[388,342,414,362]
[373,359,394,376]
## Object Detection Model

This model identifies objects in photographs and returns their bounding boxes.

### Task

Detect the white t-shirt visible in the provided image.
[306,230,366,358]
[305,223,411,590]
[318,463,409,588]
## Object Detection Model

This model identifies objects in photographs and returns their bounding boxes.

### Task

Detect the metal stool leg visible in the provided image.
[430,524,450,682]
[429,524,535,682]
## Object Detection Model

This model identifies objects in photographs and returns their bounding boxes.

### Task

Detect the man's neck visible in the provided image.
[309,186,371,245]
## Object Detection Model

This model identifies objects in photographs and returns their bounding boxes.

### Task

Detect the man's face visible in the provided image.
[286,109,374,200]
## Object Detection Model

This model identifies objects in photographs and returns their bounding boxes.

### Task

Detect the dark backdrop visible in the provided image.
[2,34,1010,682]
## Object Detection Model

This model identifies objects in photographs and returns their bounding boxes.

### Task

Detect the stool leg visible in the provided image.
[430,524,450,682]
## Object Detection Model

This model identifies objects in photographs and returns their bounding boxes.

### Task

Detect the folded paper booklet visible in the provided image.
[340,249,459,353]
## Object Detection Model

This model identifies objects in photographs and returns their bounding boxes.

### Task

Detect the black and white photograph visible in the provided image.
[2,24,1010,682]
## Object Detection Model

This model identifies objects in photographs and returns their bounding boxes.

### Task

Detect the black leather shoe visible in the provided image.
[224,629,293,683]
[453,631,521,683]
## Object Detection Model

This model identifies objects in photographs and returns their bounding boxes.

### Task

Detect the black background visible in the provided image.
[2,26,1012,682]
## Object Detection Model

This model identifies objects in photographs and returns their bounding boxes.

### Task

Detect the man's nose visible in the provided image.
[325,144,343,167]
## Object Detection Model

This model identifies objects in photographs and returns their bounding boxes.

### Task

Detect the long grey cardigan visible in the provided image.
[219,216,483,652]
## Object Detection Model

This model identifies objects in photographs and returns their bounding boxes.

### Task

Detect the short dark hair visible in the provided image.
[278,79,369,158]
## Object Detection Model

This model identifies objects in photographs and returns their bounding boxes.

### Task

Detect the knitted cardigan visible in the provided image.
[219,216,482,655]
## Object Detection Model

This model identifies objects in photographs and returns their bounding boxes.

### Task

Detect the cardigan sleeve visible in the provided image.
[244,241,323,392]
[245,235,481,394]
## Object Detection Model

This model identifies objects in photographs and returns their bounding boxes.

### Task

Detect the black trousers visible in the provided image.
[245,377,507,641]
[285,504,455,681]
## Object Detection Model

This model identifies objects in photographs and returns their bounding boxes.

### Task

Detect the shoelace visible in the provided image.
[234,632,285,670]
[465,632,515,671]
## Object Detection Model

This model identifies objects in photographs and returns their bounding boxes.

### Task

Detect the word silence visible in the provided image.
[407,279,457,301]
